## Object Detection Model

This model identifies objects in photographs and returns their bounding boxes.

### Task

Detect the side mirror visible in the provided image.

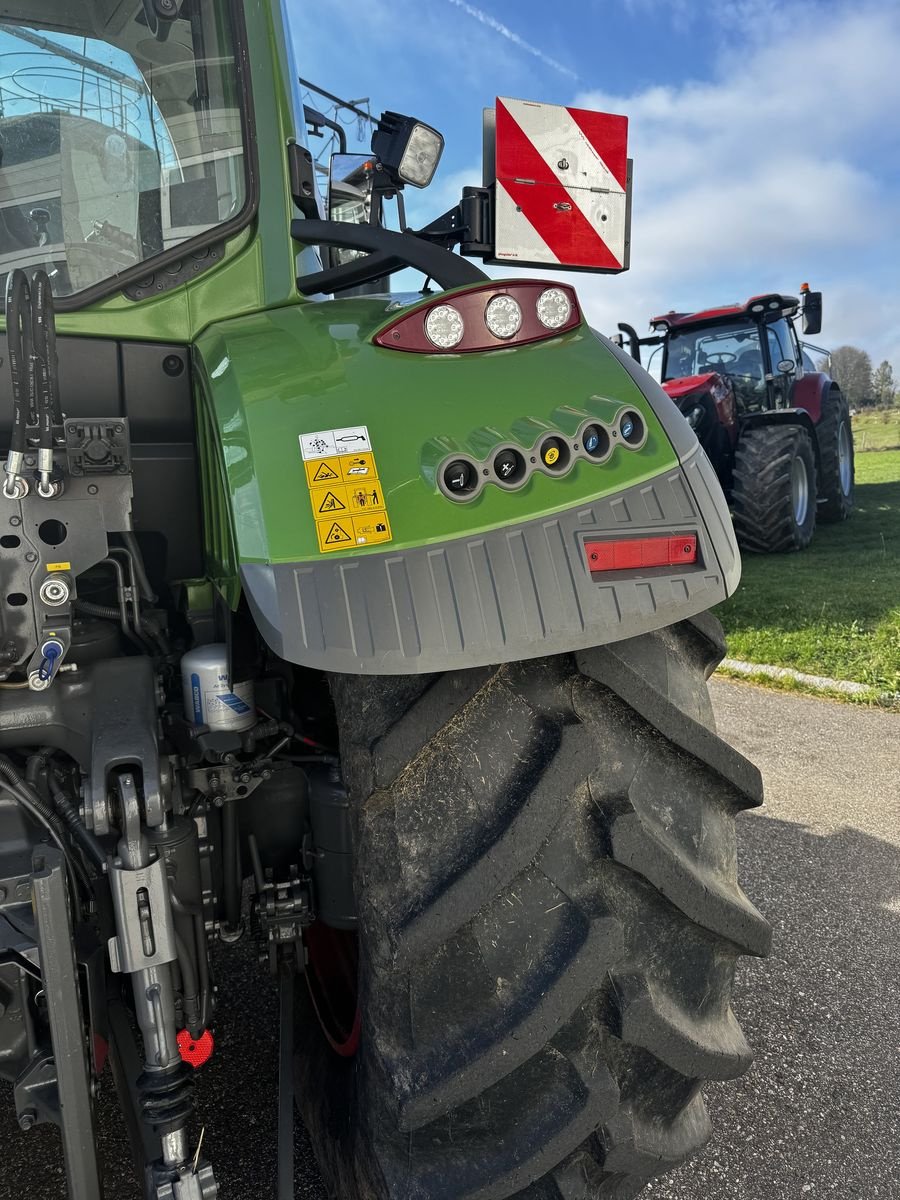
[326,154,375,267]
[801,289,822,336]
[777,359,796,375]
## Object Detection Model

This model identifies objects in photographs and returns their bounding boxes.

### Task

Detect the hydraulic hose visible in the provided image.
[0,756,90,896]
[4,271,33,475]
[222,800,241,932]
[47,769,107,873]
[120,531,157,604]
[30,270,56,492]
[174,930,202,1037]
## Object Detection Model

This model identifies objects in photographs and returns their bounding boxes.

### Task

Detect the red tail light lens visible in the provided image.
[585,534,698,572]
[373,281,581,353]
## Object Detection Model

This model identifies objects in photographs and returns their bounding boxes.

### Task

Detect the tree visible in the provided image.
[825,346,874,407]
[871,360,896,407]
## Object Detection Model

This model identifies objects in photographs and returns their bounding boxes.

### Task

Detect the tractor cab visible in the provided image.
[653,291,820,416]
[616,285,853,554]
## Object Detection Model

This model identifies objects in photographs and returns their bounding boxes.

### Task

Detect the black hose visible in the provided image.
[170,892,211,1030]
[47,770,107,873]
[222,800,241,932]
[75,596,169,657]
[31,271,62,426]
[0,757,90,896]
[31,270,56,456]
[174,930,202,1037]
[5,270,33,455]
[120,531,157,604]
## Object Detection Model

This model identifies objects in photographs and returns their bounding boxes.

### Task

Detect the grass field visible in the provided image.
[716,449,900,694]
[851,408,900,452]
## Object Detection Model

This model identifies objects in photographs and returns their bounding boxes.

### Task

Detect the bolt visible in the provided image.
[18,1108,36,1131]
[24,552,36,563]
[87,484,98,495]
[9,516,20,527]
[15,879,29,900]
[114,425,123,435]
[24,456,35,468]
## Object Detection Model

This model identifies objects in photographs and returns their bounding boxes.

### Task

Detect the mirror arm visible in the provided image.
[293,219,488,295]
[303,105,347,155]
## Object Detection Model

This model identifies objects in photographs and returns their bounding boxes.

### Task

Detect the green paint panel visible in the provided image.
[195,292,679,565]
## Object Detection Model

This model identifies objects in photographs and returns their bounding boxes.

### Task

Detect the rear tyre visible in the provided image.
[817,389,854,522]
[731,424,817,553]
[295,617,771,1200]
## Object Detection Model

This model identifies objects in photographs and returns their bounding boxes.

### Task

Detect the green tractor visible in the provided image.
[0,3,770,1199]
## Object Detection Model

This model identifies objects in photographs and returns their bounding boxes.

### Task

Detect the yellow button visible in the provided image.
[543,446,560,465]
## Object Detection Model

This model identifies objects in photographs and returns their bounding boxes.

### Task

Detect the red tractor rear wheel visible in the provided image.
[731,424,817,553]
[817,389,854,522]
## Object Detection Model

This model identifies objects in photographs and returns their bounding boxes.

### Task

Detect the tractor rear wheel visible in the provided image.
[295,617,770,1200]
[731,424,817,553]
[817,389,854,523]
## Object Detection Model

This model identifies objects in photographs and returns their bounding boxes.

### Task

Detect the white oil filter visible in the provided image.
[181,644,256,732]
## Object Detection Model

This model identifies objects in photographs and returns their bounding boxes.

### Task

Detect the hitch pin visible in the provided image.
[192,1125,205,1174]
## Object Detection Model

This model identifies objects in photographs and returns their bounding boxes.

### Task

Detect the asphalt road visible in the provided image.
[2,677,898,1199]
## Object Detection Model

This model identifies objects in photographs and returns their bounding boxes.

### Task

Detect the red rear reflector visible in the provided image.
[177,1027,214,1068]
[585,534,698,572]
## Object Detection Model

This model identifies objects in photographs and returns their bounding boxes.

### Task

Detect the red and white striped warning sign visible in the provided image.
[491,97,630,272]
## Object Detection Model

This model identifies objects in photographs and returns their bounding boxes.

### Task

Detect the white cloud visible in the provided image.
[565,3,900,371]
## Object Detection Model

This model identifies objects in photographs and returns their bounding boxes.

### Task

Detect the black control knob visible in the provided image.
[443,460,475,495]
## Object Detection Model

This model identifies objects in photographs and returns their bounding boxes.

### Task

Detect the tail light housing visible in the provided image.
[373,280,581,353]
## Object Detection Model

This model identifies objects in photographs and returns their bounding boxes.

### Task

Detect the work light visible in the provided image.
[371,111,444,188]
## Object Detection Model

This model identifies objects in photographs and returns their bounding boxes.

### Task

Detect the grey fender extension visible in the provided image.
[241,444,740,675]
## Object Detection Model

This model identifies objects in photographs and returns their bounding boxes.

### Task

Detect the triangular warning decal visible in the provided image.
[324,521,352,544]
[313,461,339,482]
[317,491,346,513]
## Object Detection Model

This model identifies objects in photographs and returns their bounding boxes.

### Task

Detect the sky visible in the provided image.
[291,0,900,376]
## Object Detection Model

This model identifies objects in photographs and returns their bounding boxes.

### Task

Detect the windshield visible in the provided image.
[0,3,247,299]
[664,319,767,407]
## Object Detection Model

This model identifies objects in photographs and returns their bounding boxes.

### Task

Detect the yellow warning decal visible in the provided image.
[352,513,392,546]
[46,562,71,572]
[339,452,378,482]
[315,518,354,553]
[304,457,342,486]
[346,481,386,514]
[310,484,349,515]
[301,425,393,553]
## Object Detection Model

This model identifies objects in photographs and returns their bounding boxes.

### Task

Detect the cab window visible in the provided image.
[0,4,248,299]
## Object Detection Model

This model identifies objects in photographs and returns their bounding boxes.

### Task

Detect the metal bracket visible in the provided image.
[31,846,102,1200]
[155,1162,217,1200]
[108,853,177,975]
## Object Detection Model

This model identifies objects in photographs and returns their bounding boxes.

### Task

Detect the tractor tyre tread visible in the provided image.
[817,388,854,523]
[730,424,817,553]
[298,619,770,1200]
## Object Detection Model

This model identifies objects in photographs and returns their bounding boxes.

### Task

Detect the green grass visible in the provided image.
[716,450,900,693]
[852,408,900,452]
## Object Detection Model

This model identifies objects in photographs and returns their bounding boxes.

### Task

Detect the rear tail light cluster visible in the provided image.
[438,408,647,500]
[373,281,581,353]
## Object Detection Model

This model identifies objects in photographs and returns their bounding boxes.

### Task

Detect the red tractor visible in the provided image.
[617,286,854,552]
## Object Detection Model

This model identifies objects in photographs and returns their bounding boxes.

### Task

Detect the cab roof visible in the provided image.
[650,293,800,331]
